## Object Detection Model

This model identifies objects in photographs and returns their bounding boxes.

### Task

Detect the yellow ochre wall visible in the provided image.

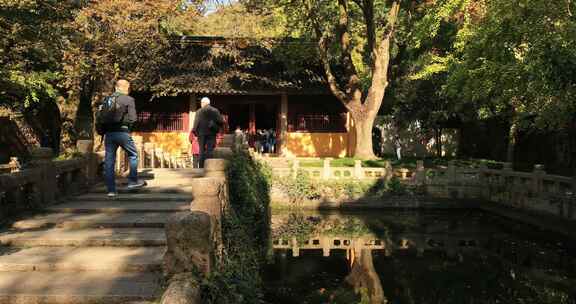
[133,132,190,155]
[283,132,350,158]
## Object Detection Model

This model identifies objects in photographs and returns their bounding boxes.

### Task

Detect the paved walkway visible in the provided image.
[0,168,202,304]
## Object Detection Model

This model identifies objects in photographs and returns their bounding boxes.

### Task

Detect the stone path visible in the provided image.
[0,168,202,304]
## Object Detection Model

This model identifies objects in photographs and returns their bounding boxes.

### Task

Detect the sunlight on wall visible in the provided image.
[133,132,190,155]
[284,132,348,158]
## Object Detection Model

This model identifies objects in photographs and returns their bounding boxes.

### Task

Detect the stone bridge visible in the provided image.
[0,136,236,303]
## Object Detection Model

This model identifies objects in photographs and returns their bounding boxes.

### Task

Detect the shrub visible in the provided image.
[274,170,321,204]
[200,150,271,304]
[386,176,407,195]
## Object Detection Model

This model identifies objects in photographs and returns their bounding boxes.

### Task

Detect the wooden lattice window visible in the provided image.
[134,112,188,132]
[288,113,347,132]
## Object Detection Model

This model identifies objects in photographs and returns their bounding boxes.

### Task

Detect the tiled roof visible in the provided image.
[132,37,330,95]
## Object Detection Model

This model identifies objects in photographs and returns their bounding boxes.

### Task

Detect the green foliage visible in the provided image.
[201,150,272,303]
[226,150,271,246]
[196,3,286,38]
[407,0,576,131]
[386,176,407,195]
[0,0,79,109]
[274,170,321,204]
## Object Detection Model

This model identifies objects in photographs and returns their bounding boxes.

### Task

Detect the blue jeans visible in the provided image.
[105,132,138,193]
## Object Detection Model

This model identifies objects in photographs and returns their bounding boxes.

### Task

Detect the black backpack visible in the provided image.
[95,93,124,135]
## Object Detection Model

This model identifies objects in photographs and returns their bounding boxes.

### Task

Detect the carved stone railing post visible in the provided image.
[322,158,332,179]
[9,157,20,173]
[478,163,489,199]
[354,160,363,179]
[292,159,300,179]
[29,147,56,206]
[447,160,457,185]
[415,160,426,186]
[569,176,576,219]
[532,164,545,197]
[77,140,96,186]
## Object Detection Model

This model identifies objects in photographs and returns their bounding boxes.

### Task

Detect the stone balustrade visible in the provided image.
[160,134,235,304]
[0,140,99,223]
[266,157,576,221]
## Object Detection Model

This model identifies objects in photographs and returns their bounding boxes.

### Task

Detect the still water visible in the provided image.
[263,210,576,304]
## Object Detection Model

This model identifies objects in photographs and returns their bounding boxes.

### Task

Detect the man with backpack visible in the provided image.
[96,79,146,198]
[192,97,224,168]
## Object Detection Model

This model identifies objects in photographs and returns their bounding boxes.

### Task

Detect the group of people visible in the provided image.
[253,128,276,154]
[98,79,224,198]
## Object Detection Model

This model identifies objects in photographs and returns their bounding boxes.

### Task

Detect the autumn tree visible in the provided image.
[63,0,203,139]
[243,0,407,159]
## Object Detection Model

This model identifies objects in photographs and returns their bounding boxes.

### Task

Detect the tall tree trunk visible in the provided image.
[351,110,377,159]
[506,119,518,163]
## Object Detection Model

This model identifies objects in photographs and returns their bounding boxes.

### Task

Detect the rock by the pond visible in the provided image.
[160,273,201,304]
[164,212,215,276]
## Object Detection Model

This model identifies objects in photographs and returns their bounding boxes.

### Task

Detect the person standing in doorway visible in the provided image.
[98,79,147,199]
[192,97,224,168]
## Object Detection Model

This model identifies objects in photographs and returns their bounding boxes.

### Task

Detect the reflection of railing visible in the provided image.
[272,234,481,257]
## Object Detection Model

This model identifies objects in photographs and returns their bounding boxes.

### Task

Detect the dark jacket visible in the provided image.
[192,105,224,136]
[102,93,137,133]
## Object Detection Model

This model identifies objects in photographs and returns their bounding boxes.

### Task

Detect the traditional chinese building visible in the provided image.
[130,36,356,158]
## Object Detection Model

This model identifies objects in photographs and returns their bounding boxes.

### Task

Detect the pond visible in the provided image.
[263,210,576,304]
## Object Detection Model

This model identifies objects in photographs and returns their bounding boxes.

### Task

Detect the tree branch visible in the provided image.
[308,3,349,104]
[360,0,376,58]
[336,0,362,103]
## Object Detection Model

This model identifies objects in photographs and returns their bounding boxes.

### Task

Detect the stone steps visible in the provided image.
[89,185,194,194]
[11,212,172,230]
[0,168,197,303]
[47,200,190,214]
[73,193,192,202]
[0,271,161,304]
[0,228,166,247]
[0,247,163,272]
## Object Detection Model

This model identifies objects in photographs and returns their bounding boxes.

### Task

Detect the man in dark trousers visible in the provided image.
[100,79,146,198]
[192,97,224,168]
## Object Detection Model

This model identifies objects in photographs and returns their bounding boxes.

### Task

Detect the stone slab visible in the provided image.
[0,247,163,272]
[74,193,192,202]
[47,201,190,214]
[11,213,171,230]
[0,271,160,304]
[89,185,194,194]
[0,228,166,247]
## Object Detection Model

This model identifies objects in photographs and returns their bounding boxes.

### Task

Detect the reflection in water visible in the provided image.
[346,249,386,304]
[263,210,576,304]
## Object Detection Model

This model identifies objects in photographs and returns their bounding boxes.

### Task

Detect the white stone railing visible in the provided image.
[268,158,393,180]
